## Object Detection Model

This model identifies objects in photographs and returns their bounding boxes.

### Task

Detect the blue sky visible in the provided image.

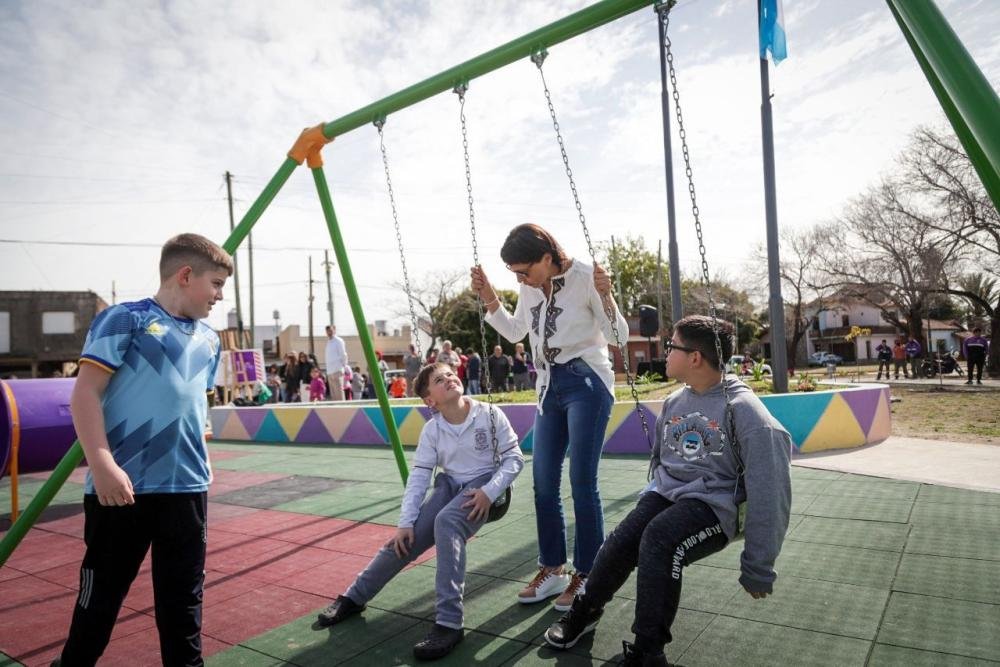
[1,0,998,335]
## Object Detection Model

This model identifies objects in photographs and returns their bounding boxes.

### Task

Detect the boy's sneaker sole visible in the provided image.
[543,620,600,649]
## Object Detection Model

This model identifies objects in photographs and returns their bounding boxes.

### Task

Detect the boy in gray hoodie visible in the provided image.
[544,315,792,666]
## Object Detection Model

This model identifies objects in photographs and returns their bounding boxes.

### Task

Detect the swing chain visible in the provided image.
[454,83,500,457]
[374,118,423,361]
[660,9,737,458]
[532,53,652,450]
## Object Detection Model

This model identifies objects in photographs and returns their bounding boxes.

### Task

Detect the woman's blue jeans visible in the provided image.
[532,358,614,574]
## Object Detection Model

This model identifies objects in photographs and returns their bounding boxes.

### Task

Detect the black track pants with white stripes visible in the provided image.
[59,492,207,667]
[580,492,728,652]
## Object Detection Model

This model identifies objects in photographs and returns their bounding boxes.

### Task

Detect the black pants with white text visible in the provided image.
[60,492,208,667]
[581,492,728,651]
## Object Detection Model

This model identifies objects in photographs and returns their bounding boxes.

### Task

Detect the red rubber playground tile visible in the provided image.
[1,530,84,574]
[210,508,327,539]
[32,511,86,539]
[200,583,329,646]
[236,543,338,586]
[207,501,259,522]
[278,552,376,598]
[206,449,254,462]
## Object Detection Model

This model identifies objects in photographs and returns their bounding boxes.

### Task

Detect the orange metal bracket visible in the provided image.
[287,124,334,168]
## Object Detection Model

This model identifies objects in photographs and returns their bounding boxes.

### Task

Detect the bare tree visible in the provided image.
[752,225,835,368]
[816,180,965,346]
[390,270,465,354]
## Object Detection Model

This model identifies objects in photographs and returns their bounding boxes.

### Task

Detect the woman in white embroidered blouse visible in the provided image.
[470,223,627,611]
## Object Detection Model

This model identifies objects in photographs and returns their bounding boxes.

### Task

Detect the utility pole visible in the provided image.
[225,171,245,342]
[656,2,683,325]
[111,280,116,306]
[611,235,625,311]
[248,229,255,348]
[308,256,315,357]
[322,250,335,327]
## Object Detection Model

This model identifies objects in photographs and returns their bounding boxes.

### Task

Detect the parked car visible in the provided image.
[808,352,843,367]
[728,355,772,376]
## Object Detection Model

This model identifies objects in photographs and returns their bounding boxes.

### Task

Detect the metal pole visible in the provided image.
[758,0,789,392]
[656,239,664,344]
[311,166,409,485]
[656,2,683,324]
[225,171,245,339]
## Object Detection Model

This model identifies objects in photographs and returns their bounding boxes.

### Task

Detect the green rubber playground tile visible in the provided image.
[893,553,1000,605]
[0,652,22,667]
[775,540,901,589]
[676,565,742,614]
[791,477,835,496]
[905,523,1000,561]
[803,495,913,523]
[695,542,742,571]
[339,623,529,666]
[240,606,422,665]
[722,575,888,640]
[790,493,818,515]
[820,478,920,502]
[458,578,563,643]
[877,592,1000,661]
[367,565,493,620]
[274,491,400,522]
[503,644,611,665]
[465,532,540,578]
[789,467,846,481]
[787,515,910,552]
[909,502,1000,530]
[916,485,1000,507]
[868,643,999,666]
[335,504,400,526]
[559,597,715,663]
[677,615,871,666]
[205,645,286,666]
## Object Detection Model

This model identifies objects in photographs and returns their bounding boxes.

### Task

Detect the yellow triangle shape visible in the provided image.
[397,408,429,446]
[866,388,892,444]
[800,394,866,453]
[218,410,249,440]
[604,402,637,439]
[272,405,312,441]
[316,405,360,441]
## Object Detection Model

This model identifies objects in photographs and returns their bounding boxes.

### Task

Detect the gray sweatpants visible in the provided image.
[344,472,490,629]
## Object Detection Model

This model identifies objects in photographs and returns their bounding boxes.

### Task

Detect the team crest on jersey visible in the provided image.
[474,427,489,451]
[664,411,726,461]
[145,321,167,336]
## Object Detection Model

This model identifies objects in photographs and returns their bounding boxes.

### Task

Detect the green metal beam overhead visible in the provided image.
[319,0,656,139]
[886,0,1000,213]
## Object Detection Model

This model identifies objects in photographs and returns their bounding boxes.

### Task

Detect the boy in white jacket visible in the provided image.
[317,362,524,660]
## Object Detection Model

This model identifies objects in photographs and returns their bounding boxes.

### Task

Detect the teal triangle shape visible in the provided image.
[255,410,289,443]
[390,406,412,429]
[520,430,533,454]
[363,407,390,444]
[759,392,833,448]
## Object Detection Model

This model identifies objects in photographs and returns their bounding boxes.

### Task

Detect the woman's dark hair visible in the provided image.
[674,315,734,370]
[500,223,570,270]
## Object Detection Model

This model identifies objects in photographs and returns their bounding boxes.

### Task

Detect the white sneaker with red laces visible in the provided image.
[518,566,570,604]
[553,572,586,611]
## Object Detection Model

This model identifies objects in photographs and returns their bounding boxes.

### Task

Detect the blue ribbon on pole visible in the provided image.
[759,0,787,64]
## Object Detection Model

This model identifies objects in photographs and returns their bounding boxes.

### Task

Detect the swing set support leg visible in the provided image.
[309,163,409,486]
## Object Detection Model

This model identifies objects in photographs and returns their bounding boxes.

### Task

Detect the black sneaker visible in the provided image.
[621,640,670,666]
[412,623,464,660]
[317,595,365,626]
[543,596,603,649]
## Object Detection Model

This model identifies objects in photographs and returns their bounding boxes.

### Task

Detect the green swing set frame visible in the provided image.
[2,0,998,567]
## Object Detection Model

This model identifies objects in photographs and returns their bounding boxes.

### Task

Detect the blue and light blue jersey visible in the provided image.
[80,298,220,494]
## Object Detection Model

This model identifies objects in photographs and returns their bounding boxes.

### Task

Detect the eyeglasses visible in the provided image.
[664,340,698,354]
[506,261,536,278]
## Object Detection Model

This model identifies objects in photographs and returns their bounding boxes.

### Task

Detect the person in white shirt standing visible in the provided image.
[316,362,523,660]
[470,223,627,612]
[324,325,348,401]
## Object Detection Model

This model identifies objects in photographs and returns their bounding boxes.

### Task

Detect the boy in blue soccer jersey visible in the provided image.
[55,233,232,667]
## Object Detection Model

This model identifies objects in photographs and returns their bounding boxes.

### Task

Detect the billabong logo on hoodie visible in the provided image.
[665,411,727,461]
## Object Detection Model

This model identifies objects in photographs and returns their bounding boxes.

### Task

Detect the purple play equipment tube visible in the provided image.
[0,378,79,479]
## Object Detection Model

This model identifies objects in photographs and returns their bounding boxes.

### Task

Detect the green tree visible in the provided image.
[597,235,669,317]
[435,288,519,357]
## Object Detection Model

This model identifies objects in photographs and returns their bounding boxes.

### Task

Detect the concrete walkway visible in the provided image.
[794,435,1000,493]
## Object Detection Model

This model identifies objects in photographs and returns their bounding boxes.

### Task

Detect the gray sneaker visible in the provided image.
[317,595,364,626]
